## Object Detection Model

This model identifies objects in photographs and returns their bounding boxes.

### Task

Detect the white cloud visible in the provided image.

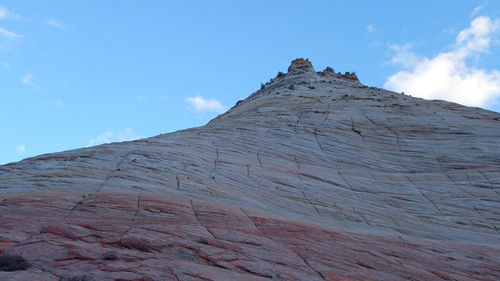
[21,72,40,89]
[2,62,9,69]
[385,16,500,108]
[44,18,67,28]
[471,4,485,17]
[388,43,421,68]
[88,128,140,146]
[21,73,33,84]
[0,6,20,20]
[185,95,227,114]
[366,24,375,33]
[0,7,7,19]
[0,27,21,39]
[17,145,26,154]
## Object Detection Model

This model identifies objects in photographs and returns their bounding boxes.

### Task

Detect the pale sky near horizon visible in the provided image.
[1,1,500,164]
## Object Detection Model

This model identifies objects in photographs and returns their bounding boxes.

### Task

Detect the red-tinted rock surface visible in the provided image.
[287,58,314,73]
[1,59,500,280]
[319,68,360,83]
[1,191,498,280]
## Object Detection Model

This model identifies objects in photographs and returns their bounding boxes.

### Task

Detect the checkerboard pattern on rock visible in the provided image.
[1,59,499,280]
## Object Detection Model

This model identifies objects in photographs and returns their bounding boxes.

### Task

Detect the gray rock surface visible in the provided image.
[1,59,499,280]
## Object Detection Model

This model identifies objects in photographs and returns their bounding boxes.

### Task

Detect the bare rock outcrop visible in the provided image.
[1,59,499,280]
[287,58,315,73]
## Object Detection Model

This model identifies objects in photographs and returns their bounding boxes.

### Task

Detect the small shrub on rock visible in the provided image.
[102,251,118,261]
[0,253,30,271]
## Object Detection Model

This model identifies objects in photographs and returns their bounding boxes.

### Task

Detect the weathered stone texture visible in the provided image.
[1,59,499,280]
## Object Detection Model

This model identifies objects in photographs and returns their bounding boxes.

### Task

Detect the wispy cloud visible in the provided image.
[471,4,485,17]
[366,24,375,33]
[44,18,67,29]
[0,27,22,39]
[88,128,140,146]
[185,95,227,114]
[385,16,500,108]
[51,100,64,109]
[17,145,26,154]
[2,62,9,69]
[21,72,40,89]
[442,28,456,35]
[0,7,8,19]
[0,6,20,20]
[387,43,421,68]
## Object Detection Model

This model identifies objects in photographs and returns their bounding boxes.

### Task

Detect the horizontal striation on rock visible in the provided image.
[1,59,499,280]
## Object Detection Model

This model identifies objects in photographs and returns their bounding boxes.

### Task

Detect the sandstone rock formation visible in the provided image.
[1,59,499,280]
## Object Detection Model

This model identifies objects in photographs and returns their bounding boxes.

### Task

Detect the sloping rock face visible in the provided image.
[1,59,500,280]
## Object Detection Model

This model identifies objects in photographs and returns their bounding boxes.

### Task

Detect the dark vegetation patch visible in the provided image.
[101,251,118,260]
[0,254,30,271]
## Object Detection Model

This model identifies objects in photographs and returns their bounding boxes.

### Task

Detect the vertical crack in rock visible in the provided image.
[190,200,215,239]
[359,213,371,226]
[295,156,320,216]
[351,117,365,143]
[132,194,141,223]
[66,150,136,217]
[176,175,180,190]
[240,208,259,230]
[240,207,325,280]
[477,170,500,196]
[257,149,263,169]
[392,128,402,152]
[338,171,361,200]
[213,148,219,174]
[297,253,326,280]
[119,193,142,245]
[313,130,325,152]
[294,156,303,183]
[406,176,442,213]
[436,157,478,198]
[302,191,321,216]
[363,102,401,152]
[421,193,443,215]
[294,112,304,135]
[97,149,135,195]
[444,171,476,198]
[473,206,500,233]
[168,268,181,281]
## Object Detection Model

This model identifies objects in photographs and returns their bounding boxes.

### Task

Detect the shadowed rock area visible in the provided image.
[1,59,499,280]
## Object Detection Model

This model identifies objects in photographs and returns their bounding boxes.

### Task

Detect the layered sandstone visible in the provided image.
[1,59,499,280]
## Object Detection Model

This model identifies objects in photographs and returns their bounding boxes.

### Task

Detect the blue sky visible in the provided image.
[1,1,500,164]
